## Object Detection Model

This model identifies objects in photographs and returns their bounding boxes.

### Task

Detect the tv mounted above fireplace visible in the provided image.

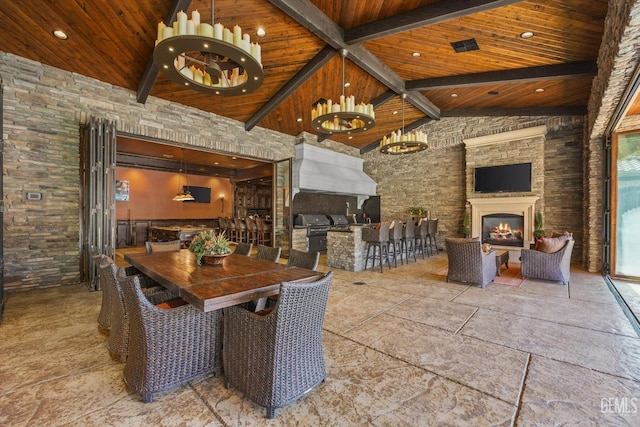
[474,162,532,193]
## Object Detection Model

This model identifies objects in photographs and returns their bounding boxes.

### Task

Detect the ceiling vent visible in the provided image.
[451,38,479,53]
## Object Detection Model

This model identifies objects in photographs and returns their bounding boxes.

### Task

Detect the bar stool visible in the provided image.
[245,217,258,245]
[388,221,403,267]
[426,218,439,255]
[233,217,247,243]
[414,219,428,259]
[227,217,237,241]
[402,220,417,263]
[256,218,272,246]
[362,222,391,272]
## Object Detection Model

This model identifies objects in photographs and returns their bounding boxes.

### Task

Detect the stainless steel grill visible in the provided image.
[296,214,331,252]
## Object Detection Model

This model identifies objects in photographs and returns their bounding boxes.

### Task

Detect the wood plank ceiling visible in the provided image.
[0,0,610,161]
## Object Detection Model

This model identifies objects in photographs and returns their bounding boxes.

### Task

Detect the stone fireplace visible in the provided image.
[468,196,539,249]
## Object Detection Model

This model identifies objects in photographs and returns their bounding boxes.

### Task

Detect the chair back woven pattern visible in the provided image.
[521,239,574,285]
[223,271,333,418]
[287,248,320,270]
[122,276,222,402]
[362,223,390,243]
[256,244,281,263]
[234,242,253,256]
[96,254,114,331]
[445,238,496,288]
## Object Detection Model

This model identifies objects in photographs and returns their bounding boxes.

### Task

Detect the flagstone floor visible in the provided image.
[1,251,640,426]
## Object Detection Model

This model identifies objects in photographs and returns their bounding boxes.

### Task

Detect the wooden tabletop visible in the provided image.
[124,249,323,312]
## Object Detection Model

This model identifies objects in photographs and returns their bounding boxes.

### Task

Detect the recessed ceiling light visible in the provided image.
[52,30,68,40]
[162,154,174,158]
[535,88,545,93]
[348,136,353,139]
[520,31,535,39]
[232,157,237,160]
[393,110,399,115]
[296,117,303,122]
[256,27,266,37]
[214,162,219,165]
[411,52,421,57]
[344,82,351,88]
[488,90,499,95]
[451,93,458,98]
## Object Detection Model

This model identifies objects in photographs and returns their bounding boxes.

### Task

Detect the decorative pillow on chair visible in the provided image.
[535,235,569,253]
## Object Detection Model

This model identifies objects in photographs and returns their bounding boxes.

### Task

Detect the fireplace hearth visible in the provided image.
[482,213,524,247]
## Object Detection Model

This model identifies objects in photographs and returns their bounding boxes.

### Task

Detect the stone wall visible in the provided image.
[1,52,298,291]
[364,116,585,265]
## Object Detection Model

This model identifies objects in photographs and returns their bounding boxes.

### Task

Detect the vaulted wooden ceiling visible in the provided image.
[0,0,609,155]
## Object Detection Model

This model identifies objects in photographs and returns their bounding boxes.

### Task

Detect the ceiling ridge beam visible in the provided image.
[268,0,440,120]
[344,0,524,45]
[245,45,336,131]
[136,0,193,104]
[360,116,433,154]
[407,61,598,90]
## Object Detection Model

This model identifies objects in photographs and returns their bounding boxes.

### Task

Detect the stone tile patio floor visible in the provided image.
[1,251,640,426]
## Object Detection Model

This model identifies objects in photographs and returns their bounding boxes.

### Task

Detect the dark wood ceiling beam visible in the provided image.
[245,45,336,131]
[440,106,587,117]
[136,0,192,104]
[345,0,524,45]
[116,153,237,178]
[268,0,440,119]
[407,61,597,90]
[318,89,397,142]
[360,116,433,154]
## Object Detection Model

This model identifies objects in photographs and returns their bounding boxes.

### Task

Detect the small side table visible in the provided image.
[495,250,509,276]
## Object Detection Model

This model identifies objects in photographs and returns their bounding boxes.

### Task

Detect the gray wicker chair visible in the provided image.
[223,271,333,419]
[287,248,320,270]
[256,244,281,263]
[121,275,223,403]
[145,239,181,254]
[521,239,575,285]
[388,222,404,267]
[426,218,439,255]
[414,219,429,259]
[97,256,175,362]
[445,238,496,288]
[96,254,114,332]
[234,242,253,256]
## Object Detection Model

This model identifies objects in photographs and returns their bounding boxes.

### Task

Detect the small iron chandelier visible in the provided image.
[173,148,195,201]
[380,94,428,155]
[153,0,263,95]
[311,49,375,135]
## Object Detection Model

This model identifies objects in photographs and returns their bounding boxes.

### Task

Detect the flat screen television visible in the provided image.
[474,162,532,193]
[183,186,211,203]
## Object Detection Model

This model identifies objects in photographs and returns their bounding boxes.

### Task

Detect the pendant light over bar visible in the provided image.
[311,49,375,135]
[380,93,428,155]
[173,148,195,201]
[153,0,263,95]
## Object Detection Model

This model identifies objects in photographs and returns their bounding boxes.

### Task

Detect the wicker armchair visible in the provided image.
[97,256,175,361]
[287,248,320,270]
[234,242,253,256]
[223,271,333,419]
[121,275,223,403]
[96,254,114,332]
[445,238,496,288]
[521,239,575,285]
[388,222,404,267]
[256,244,281,263]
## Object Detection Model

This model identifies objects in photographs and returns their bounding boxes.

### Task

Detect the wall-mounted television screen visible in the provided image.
[183,186,211,203]
[474,162,532,193]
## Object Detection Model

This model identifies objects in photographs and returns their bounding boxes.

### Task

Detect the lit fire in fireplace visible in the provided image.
[489,223,522,241]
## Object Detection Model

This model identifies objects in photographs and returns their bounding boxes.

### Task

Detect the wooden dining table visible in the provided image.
[124,249,324,312]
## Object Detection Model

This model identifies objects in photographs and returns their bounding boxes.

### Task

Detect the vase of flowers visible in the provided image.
[189,230,232,266]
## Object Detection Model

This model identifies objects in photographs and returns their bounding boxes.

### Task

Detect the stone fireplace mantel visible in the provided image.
[468,196,539,249]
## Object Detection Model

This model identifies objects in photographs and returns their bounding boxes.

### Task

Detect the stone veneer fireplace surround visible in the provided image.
[464,125,547,251]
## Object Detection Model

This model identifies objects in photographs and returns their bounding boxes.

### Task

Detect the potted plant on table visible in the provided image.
[189,230,232,265]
